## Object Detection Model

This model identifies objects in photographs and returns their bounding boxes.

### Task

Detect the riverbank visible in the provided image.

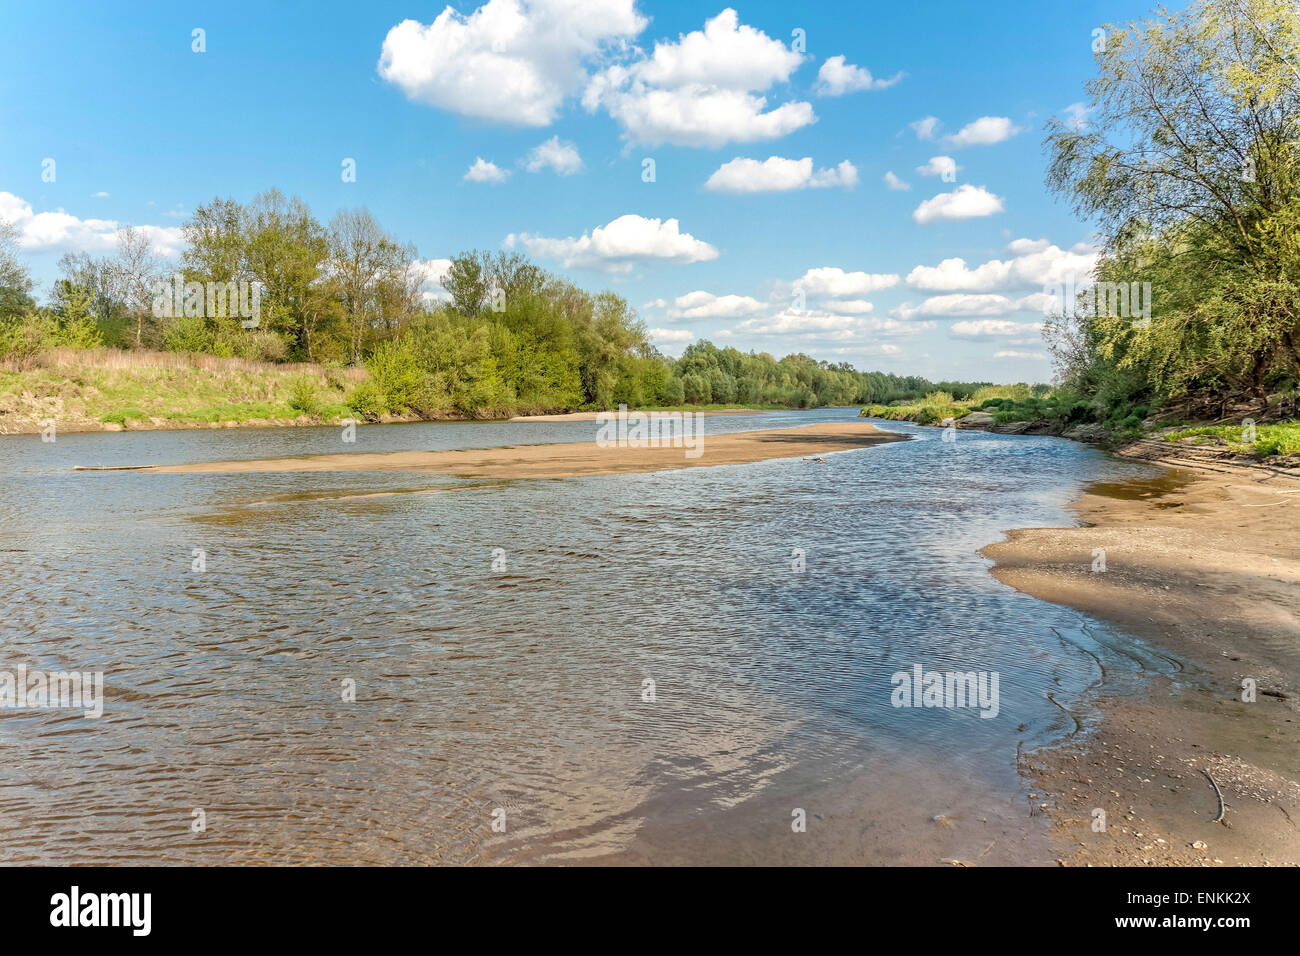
[507,407,764,422]
[861,405,1300,467]
[96,419,905,478]
[0,349,364,434]
[985,448,1300,865]
[0,350,806,434]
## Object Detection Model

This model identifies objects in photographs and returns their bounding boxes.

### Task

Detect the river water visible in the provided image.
[0,409,1180,864]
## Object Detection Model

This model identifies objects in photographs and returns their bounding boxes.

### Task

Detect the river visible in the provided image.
[0,409,1180,864]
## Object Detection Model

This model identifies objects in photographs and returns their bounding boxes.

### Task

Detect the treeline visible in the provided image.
[0,191,992,418]
[672,341,989,407]
[1044,0,1300,422]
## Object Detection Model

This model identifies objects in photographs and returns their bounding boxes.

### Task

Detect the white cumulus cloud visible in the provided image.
[950,319,1044,339]
[464,157,510,183]
[704,156,858,193]
[505,213,719,272]
[910,116,941,141]
[793,266,899,298]
[905,239,1101,291]
[732,311,926,338]
[915,156,959,178]
[668,291,766,319]
[912,184,1004,224]
[377,0,647,126]
[525,136,583,175]
[814,55,901,96]
[582,9,815,148]
[891,294,1047,321]
[414,258,454,303]
[883,171,911,191]
[945,116,1023,147]
[0,191,185,257]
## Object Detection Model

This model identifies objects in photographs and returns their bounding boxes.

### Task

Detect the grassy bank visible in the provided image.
[0,350,810,434]
[1161,422,1300,458]
[862,386,1085,426]
[0,349,364,433]
[862,387,1300,461]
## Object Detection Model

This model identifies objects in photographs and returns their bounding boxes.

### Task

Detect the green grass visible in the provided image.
[99,407,148,426]
[862,387,1126,434]
[974,393,1098,425]
[1163,421,1300,458]
[862,391,974,425]
[0,353,359,431]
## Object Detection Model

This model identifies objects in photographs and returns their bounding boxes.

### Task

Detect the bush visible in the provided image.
[970,384,1033,404]
[286,375,321,415]
[162,316,215,354]
[0,314,48,367]
[346,379,389,419]
[348,337,424,417]
[209,328,290,363]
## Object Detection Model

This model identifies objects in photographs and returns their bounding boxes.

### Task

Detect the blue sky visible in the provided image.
[0,0,1172,382]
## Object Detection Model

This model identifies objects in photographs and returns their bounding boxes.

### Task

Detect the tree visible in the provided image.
[50,281,105,349]
[0,220,34,319]
[54,252,121,326]
[442,250,545,317]
[1045,0,1300,407]
[182,198,245,284]
[111,226,163,347]
[374,245,425,335]
[327,209,406,363]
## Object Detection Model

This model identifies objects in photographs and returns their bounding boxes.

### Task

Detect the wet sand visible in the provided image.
[984,453,1300,865]
[106,420,906,478]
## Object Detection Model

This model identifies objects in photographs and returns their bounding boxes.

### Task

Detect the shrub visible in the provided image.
[364,336,423,412]
[209,328,290,363]
[286,374,321,415]
[162,316,215,354]
[971,384,1033,404]
[0,314,48,367]
[346,379,389,419]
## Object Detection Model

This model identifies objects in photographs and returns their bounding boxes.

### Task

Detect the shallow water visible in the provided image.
[0,409,1180,864]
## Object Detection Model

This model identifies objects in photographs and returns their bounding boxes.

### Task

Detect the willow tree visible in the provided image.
[1045,0,1300,407]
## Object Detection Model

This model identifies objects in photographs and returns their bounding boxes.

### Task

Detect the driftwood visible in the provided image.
[1202,768,1228,826]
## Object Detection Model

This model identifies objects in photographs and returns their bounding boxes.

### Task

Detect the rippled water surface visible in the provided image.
[0,409,1178,864]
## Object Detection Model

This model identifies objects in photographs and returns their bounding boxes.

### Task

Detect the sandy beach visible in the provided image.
[105,419,905,478]
[984,449,1300,865]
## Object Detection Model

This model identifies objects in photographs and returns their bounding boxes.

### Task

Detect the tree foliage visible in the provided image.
[1045,0,1300,410]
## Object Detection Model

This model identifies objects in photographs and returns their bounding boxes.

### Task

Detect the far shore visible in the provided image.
[508,407,763,422]
[1,405,781,436]
[86,420,906,479]
[985,448,1300,865]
